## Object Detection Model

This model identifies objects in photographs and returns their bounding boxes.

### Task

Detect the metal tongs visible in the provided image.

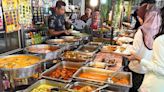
[93,56,130,92]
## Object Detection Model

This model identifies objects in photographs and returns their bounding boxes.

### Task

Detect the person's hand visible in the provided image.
[125,52,141,62]
[131,53,141,62]
[64,30,71,35]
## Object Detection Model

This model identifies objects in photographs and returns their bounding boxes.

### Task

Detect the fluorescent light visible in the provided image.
[90,0,98,7]
[101,0,107,4]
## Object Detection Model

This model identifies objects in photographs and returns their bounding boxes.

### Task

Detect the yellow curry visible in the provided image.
[0,55,41,69]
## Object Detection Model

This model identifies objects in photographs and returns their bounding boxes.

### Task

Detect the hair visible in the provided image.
[56,1,66,9]
[140,0,147,6]
[131,10,137,17]
[155,7,164,39]
[142,0,156,4]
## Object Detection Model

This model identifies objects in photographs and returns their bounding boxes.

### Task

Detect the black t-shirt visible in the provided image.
[48,13,66,38]
[48,13,65,31]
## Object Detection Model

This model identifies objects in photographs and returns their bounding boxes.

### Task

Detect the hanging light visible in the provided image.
[90,0,98,7]
[101,0,107,4]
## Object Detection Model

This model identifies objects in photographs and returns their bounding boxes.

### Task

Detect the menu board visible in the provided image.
[18,0,33,27]
[2,0,18,11]
[3,11,20,33]
[33,7,44,24]
[2,0,20,33]
[0,7,4,30]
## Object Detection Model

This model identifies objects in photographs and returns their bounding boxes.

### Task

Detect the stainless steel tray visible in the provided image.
[61,51,93,62]
[24,79,67,92]
[73,67,132,88]
[67,82,99,91]
[0,55,42,79]
[46,39,79,46]
[86,62,107,69]
[25,44,61,54]
[41,61,83,83]
[76,45,99,55]
[87,42,103,47]
[105,58,117,67]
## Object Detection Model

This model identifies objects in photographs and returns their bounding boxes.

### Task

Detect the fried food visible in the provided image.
[49,67,77,80]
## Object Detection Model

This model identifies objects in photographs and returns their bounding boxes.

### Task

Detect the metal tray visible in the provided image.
[87,42,103,47]
[46,39,69,45]
[67,82,99,91]
[105,58,117,67]
[86,62,107,69]
[73,67,132,88]
[41,61,83,83]
[0,55,42,79]
[25,44,61,54]
[24,79,67,92]
[46,39,80,46]
[76,45,99,55]
[61,51,93,62]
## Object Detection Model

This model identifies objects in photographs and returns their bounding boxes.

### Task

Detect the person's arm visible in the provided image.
[48,16,69,36]
[125,29,143,60]
[141,59,164,76]
[141,36,164,76]
[48,29,66,36]
[132,29,143,52]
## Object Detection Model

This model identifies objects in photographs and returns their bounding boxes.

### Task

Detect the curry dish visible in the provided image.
[79,72,108,82]
[0,55,41,69]
[27,45,60,53]
[48,67,77,80]
[79,72,130,85]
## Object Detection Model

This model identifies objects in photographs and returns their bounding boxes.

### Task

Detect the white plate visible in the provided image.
[118,37,133,43]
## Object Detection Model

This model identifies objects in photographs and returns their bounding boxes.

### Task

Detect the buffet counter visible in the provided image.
[0,32,134,92]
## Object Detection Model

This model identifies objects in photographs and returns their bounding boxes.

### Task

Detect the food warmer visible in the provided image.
[24,79,67,92]
[24,44,62,60]
[0,55,43,90]
[73,67,132,92]
[41,61,83,83]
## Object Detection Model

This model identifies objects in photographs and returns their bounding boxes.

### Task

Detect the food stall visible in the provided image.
[0,0,143,92]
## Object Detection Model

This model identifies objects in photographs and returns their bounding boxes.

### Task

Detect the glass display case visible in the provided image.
[0,31,21,54]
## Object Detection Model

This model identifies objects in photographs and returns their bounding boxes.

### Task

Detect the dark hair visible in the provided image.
[142,0,156,4]
[56,1,66,9]
[131,10,137,17]
[155,7,164,39]
[140,0,147,6]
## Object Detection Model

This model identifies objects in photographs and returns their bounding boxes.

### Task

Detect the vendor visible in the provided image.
[48,1,70,38]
